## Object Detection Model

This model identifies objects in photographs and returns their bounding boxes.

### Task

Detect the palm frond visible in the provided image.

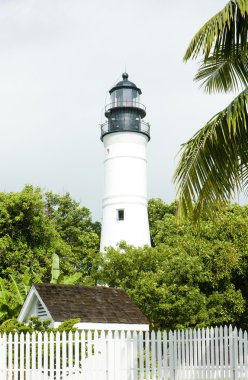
[195,48,248,93]
[184,0,248,62]
[174,88,248,219]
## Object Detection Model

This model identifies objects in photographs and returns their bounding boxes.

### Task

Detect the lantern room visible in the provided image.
[101,73,150,140]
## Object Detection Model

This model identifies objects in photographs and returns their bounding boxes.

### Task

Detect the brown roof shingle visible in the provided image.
[34,284,149,325]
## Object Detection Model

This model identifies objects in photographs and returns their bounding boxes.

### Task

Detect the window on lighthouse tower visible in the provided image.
[117,209,125,221]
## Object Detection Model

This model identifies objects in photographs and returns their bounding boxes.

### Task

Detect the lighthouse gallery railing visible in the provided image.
[100,120,150,140]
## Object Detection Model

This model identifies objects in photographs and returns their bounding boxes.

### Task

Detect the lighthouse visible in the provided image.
[100,73,151,251]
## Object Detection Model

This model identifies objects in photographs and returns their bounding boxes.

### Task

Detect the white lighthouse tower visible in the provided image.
[100,73,151,251]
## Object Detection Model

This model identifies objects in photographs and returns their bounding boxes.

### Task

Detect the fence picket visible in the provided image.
[210,327,214,379]
[229,325,234,380]
[19,333,24,380]
[215,326,219,379]
[179,330,185,380]
[49,331,55,380]
[189,329,194,379]
[120,330,126,380]
[68,331,73,378]
[224,325,229,379]
[193,328,197,380]
[206,327,210,380]
[219,326,224,380]
[157,330,162,380]
[43,332,48,379]
[94,329,101,380]
[151,330,156,380]
[1,325,248,379]
[169,330,174,380]
[244,330,248,380]
[107,330,113,380]
[201,327,206,380]
[37,332,43,379]
[163,330,168,380]
[138,331,144,380]
[181,329,186,380]
[145,331,149,380]
[196,328,201,380]
[185,329,189,380]
[81,330,86,377]
[233,327,238,380]
[1,333,7,380]
[174,330,178,380]
[55,331,60,380]
[238,329,244,380]
[62,331,67,380]
[14,332,19,380]
[24,333,30,380]
[8,333,13,380]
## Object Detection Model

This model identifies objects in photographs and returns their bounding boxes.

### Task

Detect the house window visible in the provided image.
[117,209,124,221]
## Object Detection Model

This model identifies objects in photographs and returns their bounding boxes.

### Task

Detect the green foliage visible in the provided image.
[0,266,38,323]
[51,253,60,283]
[1,186,247,333]
[56,318,80,333]
[0,186,101,321]
[50,253,82,285]
[0,316,80,334]
[98,199,248,330]
[174,0,248,219]
[44,191,101,282]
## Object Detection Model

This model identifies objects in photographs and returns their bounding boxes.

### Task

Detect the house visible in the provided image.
[18,284,149,331]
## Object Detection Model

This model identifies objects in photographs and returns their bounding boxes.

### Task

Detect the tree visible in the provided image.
[44,191,101,282]
[0,186,101,322]
[98,243,244,330]
[0,186,100,282]
[0,266,39,323]
[98,199,248,330]
[174,0,248,219]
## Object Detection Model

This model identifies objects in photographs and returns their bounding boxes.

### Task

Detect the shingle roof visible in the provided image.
[34,284,149,325]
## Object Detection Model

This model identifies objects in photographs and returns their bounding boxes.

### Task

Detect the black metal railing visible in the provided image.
[105,101,146,114]
[100,120,150,140]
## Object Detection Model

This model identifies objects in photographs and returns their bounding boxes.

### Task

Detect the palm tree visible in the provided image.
[174,0,248,219]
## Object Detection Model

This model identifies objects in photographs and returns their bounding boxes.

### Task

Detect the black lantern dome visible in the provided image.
[101,73,150,140]
[109,72,141,95]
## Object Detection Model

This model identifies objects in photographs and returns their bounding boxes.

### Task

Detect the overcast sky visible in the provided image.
[0,0,235,221]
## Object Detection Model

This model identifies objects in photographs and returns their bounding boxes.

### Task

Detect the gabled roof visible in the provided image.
[23,284,149,325]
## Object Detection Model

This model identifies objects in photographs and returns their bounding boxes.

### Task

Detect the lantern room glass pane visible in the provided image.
[111,88,140,105]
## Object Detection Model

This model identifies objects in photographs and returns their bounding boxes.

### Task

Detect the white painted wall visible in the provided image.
[100,132,151,251]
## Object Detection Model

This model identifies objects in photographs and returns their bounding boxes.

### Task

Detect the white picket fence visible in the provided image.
[0,325,248,379]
